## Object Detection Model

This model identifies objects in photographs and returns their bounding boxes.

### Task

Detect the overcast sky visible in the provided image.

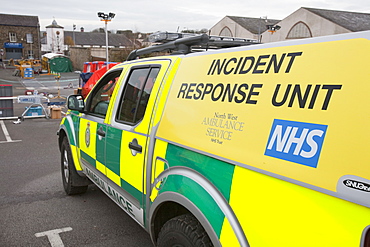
[2,0,370,33]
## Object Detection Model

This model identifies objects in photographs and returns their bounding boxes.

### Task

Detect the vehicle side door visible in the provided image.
[78,69,122,175]
[103,61,171,226]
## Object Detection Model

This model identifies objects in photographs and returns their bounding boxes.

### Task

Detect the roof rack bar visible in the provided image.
[127,34,209,61]
[126,32,259,61]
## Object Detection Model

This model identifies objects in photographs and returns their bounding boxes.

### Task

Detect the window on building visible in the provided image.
[220,27,233,37]
[27,50,34,59]
[9,33,16,42]
[26,34,33,44]
[287,22,312,39]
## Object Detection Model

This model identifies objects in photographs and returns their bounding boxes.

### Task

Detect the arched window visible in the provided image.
[287,22,312,39]
[219,27,233,37]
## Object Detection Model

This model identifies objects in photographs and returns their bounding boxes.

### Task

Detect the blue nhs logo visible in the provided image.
[264,119,328,168]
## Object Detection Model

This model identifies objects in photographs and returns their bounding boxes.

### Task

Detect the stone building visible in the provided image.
[0,13,41,59]
[209,7,370,43]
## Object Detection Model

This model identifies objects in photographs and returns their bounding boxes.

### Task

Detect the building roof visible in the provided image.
[303,7,370,32]
[0,13,39,27]
[64,31,133,47]
[227,16,281,34]
[46,19,64,29]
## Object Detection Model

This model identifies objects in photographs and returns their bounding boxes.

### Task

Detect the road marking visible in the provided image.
[0,120,21,143]
[25,87,62,90]
[35,227,72,247]
[21,78,78,91]
[0,79,19,83]
[0,120,12,142]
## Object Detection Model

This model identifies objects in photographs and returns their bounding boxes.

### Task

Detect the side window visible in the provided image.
[117,67,160,124]
[9,33,16,42]
[86,69,122,117]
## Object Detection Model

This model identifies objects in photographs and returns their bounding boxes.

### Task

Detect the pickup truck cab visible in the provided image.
[58,31,370,247]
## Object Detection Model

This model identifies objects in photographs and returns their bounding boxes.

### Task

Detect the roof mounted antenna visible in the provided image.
[127,34,209,61]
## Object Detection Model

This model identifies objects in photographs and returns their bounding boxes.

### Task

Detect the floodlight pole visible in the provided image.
[98,12,115,65]
[104,20,109,63]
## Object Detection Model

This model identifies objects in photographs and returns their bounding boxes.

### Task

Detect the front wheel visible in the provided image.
[61,137,88,195]
[157,214,213,247]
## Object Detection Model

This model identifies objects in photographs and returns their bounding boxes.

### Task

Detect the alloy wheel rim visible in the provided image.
[63,150,69,182]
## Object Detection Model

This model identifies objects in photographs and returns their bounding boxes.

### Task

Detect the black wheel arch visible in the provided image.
[58,128,68,151]
[149,192,221,247]
[362,225,370,247]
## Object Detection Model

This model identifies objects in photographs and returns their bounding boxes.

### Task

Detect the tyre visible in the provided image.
[61,137,88,195]
[157,214,213,247]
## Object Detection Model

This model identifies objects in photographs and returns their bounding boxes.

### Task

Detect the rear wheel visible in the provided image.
[157,214,213,247]
[61,137,88,195]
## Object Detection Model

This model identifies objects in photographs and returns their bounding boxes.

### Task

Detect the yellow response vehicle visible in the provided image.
[58,31,370,246]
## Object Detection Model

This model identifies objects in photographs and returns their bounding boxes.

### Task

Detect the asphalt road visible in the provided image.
[0,69,153,247]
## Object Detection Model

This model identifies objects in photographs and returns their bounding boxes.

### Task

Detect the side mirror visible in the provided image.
[67,95,85,112]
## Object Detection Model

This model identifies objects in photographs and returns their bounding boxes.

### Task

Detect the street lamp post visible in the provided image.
[258,16,267,43]
[97,12,115,64]
[72,24,76,46]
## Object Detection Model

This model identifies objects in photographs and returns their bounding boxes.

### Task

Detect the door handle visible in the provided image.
[97,127,106,137]
[129,138,142,154]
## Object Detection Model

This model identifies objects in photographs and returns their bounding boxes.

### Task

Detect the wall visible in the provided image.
[91,48,106,59]
[69,47,131,71]
[110,48,131,63]
[69,47,91,71]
